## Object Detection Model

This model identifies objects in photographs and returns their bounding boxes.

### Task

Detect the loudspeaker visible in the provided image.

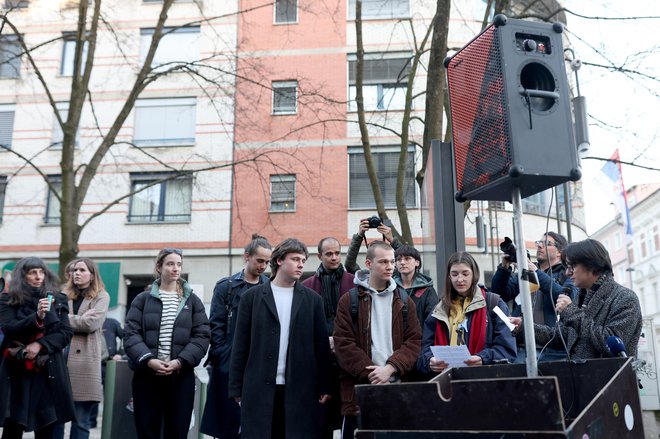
[445,15,581,202]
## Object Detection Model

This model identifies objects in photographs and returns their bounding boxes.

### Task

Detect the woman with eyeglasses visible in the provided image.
[0,257,75,438]
[124,248,210,438]
[417,252,516,376]
[531,239,642,359]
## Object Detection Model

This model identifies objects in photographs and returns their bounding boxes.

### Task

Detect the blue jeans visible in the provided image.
[52,401,96,439]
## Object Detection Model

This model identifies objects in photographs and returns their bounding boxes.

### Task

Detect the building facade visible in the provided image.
[0,0,586,319]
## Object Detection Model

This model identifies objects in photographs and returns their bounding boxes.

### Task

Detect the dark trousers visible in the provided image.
[132,369,195,439]
[341,415,358,439]
[1,419,56,439]
[271,385,286,439]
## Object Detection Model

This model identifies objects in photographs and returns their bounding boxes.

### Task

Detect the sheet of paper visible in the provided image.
[429,345,471,368]
[493,305,516,331]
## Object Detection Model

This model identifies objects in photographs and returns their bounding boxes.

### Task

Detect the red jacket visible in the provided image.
[333,283,421,415]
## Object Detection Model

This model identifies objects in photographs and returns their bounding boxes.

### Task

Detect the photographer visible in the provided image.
[345,217,402,275]
[490,232,577,362]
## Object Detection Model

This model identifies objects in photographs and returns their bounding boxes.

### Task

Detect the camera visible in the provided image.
[367,216,382,228]
[499,237,530,263]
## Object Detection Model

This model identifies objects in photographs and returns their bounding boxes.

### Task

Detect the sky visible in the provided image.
[561,0,660,234]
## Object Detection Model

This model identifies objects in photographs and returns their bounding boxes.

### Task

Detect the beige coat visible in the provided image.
[67,291,110,402]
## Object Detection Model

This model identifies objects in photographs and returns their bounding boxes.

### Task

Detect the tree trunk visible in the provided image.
[417,0,451,190]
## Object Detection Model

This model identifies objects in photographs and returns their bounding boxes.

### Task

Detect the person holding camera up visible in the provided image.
[490,232,577,362]
[345,216,402,275]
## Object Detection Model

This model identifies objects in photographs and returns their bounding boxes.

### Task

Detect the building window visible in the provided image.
[140,26,200,71]
[275,0,297,23]
[0,176,6,223]
[60,33,88,76]
[51,102,79,149]
[641,233,647,259]
[654,226,659,252]
[4,0,29,8]
[628,244,634,264]
[348,0,409,19]
[128,173,192,223]
[0,105,15,150]
[522,192,548,215]
[0,35,22,78]
[270,174,296,212]
[134,98,196,146]
[272,81,297,115]
[349,146,417,209]
[348,53,411,111]
[614,232,622,250]
[45,176,61,225]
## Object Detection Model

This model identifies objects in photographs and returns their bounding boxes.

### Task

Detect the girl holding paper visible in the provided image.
[417,252,516,375]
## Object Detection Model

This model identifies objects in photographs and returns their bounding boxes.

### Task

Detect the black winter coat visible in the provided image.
[0,291,75,431]
[123,280,210,371]
[200,270,269,439]
[228,281,332,439]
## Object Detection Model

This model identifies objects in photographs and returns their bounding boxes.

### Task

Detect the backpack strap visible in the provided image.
[399,288,409,326]
[350,287,359,333]
[350,287,409,332]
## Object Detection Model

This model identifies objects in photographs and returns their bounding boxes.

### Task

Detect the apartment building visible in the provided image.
[0,0,586,316]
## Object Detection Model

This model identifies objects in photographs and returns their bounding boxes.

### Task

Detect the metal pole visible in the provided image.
[512,187,538,377]
[562,183,573,242]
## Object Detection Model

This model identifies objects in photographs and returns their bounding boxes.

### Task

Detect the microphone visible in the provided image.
[606,335,627,358]
[556,286,573,322]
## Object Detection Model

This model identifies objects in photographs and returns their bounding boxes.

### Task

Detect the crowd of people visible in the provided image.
[0,220,642,439]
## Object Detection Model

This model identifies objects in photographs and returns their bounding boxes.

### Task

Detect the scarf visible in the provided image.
[578,272,610,308]
[317,263,344,319]
[434,297,488,356]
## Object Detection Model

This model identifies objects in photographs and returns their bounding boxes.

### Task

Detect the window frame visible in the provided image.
[139,26,201,71]
[0,104,15,151]
[127,173,193,223]
[269,174,296,212]
[3,0,29,9]
[347,0,410,20]
[348,145,417,209]
[60,33,89,76]
[272,80,298,115]
[274,0,298,24]
[51,102,80,149]
[0,34,22,78]
[133,97,196,147]
[44,175,62,225]
[0,175,6,224]
[347,52,412,112]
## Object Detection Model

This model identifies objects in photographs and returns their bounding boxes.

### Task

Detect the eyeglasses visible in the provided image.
[162,248,183,255]
[535,240,557,247]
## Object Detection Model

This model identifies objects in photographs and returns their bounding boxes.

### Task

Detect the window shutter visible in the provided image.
[0,110,15,149]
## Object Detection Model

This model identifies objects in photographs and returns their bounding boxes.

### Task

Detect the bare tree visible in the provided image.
[0,0,308,276]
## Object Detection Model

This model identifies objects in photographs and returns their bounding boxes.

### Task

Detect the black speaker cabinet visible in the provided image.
[445,15,581,202]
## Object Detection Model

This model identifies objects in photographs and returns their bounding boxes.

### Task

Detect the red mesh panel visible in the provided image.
[447,25,512,195]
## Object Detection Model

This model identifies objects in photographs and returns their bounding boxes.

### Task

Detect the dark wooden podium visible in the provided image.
[354,358,643,438]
